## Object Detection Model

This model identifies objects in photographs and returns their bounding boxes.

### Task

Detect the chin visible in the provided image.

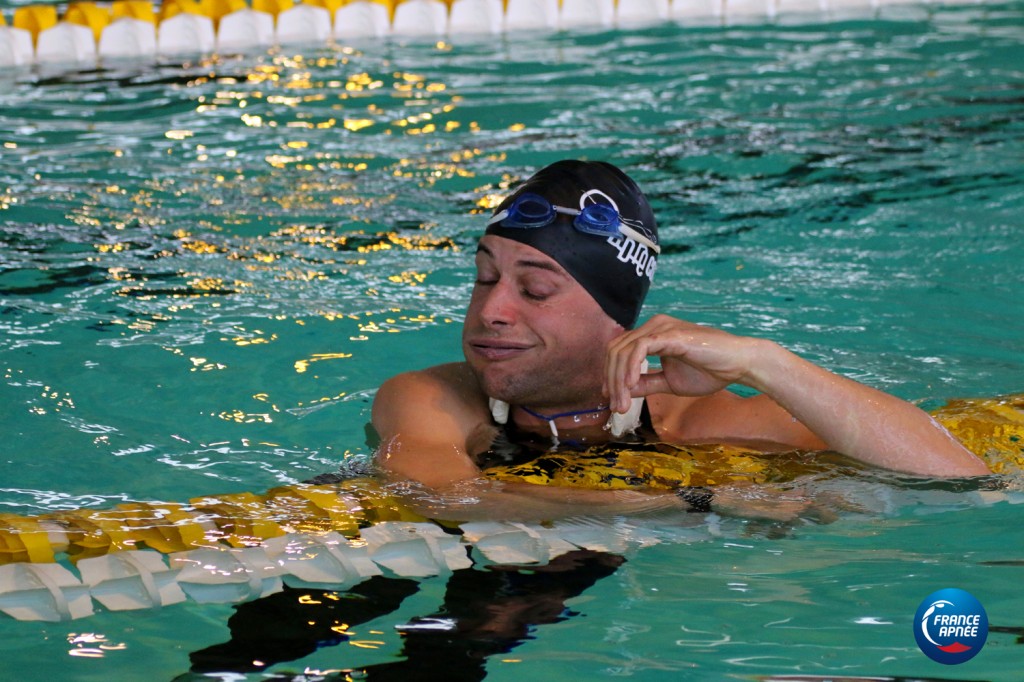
[472,368,516,402]
[467,361,527,404]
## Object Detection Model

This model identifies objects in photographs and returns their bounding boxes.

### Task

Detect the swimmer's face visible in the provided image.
[462,235,623,409]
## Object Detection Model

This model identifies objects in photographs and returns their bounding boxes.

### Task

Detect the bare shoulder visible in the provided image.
[649,390,827,451]
[375,363,483,413]
[372,362,495,452]
[647,390,740,439]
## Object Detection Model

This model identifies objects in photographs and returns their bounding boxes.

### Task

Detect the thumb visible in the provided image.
[632,370,670,399]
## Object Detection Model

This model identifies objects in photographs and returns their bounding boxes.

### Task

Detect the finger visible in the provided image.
[606,336,631,413]
[605,329,636,412]
[607,319,672,412]
[633,370,670,398]
[606,341,628,413]
[625,336,653,402]
[621,336,666,412]
[614,333,654,412]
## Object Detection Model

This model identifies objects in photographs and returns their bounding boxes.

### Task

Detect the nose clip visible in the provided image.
[490,398,509,425]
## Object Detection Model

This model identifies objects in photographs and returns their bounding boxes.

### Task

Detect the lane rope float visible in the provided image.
[0,394,1020,621]
[0,0,990,69]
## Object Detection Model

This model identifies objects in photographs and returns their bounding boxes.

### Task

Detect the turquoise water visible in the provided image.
[2,2,1024,679]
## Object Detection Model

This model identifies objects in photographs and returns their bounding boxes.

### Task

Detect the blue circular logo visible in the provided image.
[914,588,988,664]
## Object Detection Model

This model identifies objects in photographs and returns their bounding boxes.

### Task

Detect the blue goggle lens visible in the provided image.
[506,194,557,227]
[489,192,660,254]
[574,203,619,235]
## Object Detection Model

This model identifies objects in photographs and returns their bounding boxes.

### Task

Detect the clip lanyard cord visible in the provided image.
[518,405,609,423]
[518,405,609,443]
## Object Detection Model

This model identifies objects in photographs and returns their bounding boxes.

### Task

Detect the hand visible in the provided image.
[604,314,763,413]
[604,316,990,478]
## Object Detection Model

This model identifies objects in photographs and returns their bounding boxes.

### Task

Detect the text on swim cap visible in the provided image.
[607,236,657,281]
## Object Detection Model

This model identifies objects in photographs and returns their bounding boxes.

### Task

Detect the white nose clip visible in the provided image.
[489,397,509,425]
[607,395,643,438]
[606,360,647,438]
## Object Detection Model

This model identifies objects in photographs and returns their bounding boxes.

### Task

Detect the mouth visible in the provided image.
[465,338,533,361]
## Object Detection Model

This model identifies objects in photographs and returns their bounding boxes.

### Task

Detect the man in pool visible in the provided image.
[371,160,989,517]
[192,161,991,678]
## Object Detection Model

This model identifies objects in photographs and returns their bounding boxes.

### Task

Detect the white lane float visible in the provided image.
[38,517,641,618]
[0,0,986,69]
[0,477,670,621]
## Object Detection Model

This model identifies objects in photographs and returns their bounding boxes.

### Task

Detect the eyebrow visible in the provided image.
[476,243,570,278]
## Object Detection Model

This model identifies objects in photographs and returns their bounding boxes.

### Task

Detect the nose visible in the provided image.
[473,279,518,328]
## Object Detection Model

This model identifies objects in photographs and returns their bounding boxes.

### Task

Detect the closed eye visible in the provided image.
[522,288,550,301]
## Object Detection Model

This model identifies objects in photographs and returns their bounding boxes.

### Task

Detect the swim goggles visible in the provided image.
[487,193,661,254]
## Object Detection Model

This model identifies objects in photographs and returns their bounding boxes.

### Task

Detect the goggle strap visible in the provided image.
[617,225,661,254]
[486,209,510,227]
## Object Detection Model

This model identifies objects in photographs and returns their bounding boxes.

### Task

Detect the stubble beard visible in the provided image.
[470,355,604,412]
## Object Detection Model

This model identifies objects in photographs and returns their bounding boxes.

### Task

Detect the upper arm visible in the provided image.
[653,391,829,451]
[371,365,493,488]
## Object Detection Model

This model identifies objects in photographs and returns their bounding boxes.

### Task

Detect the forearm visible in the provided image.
[744,340,989,477]
[391,477,683,523]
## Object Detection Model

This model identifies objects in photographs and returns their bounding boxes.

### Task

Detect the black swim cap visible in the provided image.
[485,160,658,329]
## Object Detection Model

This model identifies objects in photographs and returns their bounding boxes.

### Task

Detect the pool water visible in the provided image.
[1,2,1023,680]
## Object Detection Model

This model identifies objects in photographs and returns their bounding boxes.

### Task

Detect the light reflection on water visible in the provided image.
[0,4,1022,679]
